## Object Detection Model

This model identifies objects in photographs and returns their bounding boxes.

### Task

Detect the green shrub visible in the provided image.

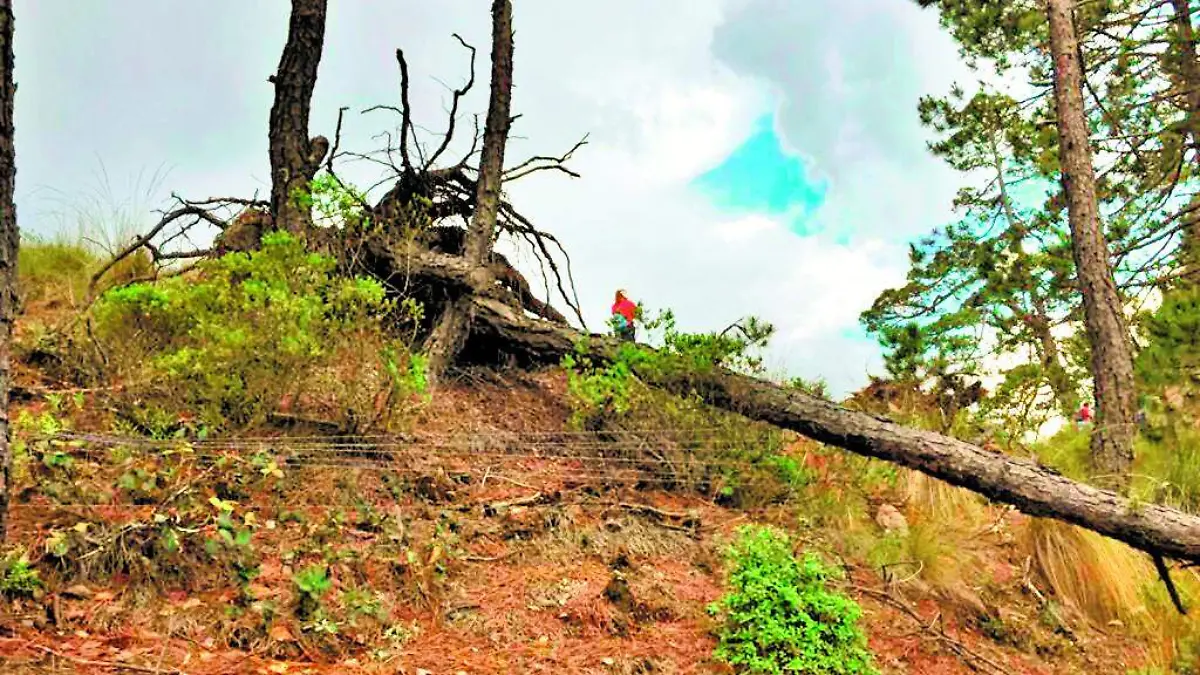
[562,308,774,424]
[294,564,333,620]
[90,231,423,430]
[562,312,806,506]
[709,525,877,675]
[0,549,42,598]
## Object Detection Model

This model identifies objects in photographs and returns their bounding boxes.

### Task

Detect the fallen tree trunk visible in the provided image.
[459,292,1200,563]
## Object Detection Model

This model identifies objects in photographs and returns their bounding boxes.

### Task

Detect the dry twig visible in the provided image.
[850,584,1016,675]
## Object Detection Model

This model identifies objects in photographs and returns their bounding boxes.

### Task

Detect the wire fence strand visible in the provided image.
[12,428,798,510]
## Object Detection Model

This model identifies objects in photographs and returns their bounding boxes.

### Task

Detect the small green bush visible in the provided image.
[294,564,333,620]
[0,549,42,598]
[710,525,877,675]
[90,231,422,430]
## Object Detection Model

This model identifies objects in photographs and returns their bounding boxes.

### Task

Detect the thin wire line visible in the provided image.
[48,427,751,444]
[44,447,778,470]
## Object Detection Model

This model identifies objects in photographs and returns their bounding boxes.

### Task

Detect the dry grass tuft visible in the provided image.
[535,517,702,563]
[1020,517,1154,629]
[902,470,987,530]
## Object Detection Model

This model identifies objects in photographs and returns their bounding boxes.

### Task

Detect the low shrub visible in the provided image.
[709,525,877,675]
[0,548,42,598]
[89,231,425,431]
[561,311,807,506]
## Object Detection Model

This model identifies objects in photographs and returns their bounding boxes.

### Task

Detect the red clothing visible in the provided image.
[1078,405,1093,423]
[612,298,636,324]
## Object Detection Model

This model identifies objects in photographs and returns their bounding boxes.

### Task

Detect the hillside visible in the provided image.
[0,241,1182,675]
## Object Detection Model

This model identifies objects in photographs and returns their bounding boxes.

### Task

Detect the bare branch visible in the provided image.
[427,34,478,170]
[503,134,588,182]
[323,106,374,218]
[86,201,229,302]
[361,104,406,117]
[395,48,414,172]
[499,204,586,329]
[327,106,349,173]
[1154,553,1189,615]
[178,195,268,209]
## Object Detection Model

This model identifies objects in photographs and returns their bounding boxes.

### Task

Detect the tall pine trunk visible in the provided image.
[1046,0,1138,484]
[0,0,17,541]
[268,0,329,235]
[425,0,515,382]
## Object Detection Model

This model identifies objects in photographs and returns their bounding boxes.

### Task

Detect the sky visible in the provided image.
[11,0,974,397]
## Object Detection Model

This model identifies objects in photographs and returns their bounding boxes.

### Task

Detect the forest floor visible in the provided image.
[0,366,1155,674]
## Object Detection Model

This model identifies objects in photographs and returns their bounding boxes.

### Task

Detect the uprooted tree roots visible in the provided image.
[89,27,586,357]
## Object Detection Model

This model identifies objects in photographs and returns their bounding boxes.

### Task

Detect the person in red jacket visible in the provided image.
[611,289,637,342]
[1076,401,1094,428]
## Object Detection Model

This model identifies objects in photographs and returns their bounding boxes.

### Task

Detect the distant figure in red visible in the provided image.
[611,289,637,342]
[1076,401,1094,427]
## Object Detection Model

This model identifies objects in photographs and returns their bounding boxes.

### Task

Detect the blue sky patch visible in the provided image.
[692,113,828,232]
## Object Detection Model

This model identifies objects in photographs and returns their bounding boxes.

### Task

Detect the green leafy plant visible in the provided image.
[709,525,877,675]
[561,308,805,506]
[341,586,384,624]
[90,231,411,430]
[293,564,333,620]
[203,497,260,587]
[561,308,774,428]
[0,549,42,598]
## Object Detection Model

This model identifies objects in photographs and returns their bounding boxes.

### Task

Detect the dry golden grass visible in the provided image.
[856,471,989,594]
[1020,518,1155,629]
[902,470,988,530]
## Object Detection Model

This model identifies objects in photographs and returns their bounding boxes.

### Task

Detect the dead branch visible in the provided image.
[1153,553,1188,615]
[427,34,477,169]
[483,491,554,516]
[718,318,759,341]
[395,48,414,171]
[503,134,588,182]
[86,203,226,302]
[31,644,190,675]
[177,195,267,209]
[851,585,1016,675]
[616,502,701,531]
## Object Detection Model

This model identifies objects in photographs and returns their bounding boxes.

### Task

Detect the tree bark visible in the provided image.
[445,290,1200,563]
[1170,0,1200,160]
[268,0,329,235]
[0,0,16,542]
[1046,0,1138,483]
[425,0,515,383]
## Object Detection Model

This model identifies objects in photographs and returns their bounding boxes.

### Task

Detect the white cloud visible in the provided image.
[709,214,777,243]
